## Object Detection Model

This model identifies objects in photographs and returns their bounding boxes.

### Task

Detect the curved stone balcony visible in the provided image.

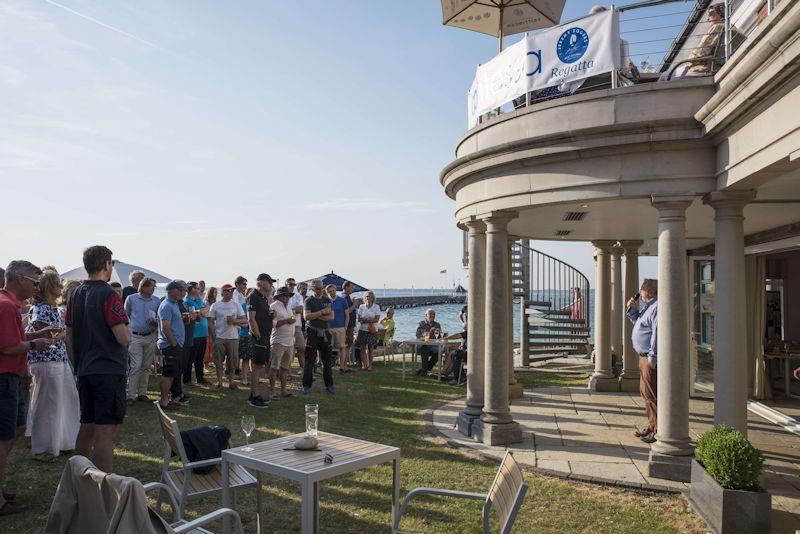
[441,78,719,244]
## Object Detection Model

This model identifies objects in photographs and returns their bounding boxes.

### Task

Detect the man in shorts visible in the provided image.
[343,281,357,367]
[209,284,247,389]
[269,287,296,399]
[247,274,275,408]
[66,246,131,472]
[156,280,187,411]
[326,284,350,375]
[0,261,55,515]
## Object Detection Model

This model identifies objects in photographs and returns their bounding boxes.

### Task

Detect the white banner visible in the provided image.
[468,10,621,127]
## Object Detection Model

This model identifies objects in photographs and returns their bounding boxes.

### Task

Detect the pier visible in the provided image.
[374,294,466,309]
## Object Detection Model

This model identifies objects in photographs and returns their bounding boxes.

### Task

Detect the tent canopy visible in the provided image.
[301,272,368,292]
[453,284,467,294]
[61,261,172,285]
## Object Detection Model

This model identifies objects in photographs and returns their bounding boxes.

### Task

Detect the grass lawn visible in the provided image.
[4,360,706,533]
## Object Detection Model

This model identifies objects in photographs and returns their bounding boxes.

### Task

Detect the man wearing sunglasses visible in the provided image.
[66,246,131,474]
[0,261,58,515]
[302,280,335,394]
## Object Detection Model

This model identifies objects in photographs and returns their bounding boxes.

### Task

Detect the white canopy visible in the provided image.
[441,0,565,38]
[60,260,172,286]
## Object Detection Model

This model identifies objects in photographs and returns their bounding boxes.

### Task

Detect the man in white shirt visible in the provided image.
[208,284,247,390]
[269,286,296,399]
[287,278,307,371]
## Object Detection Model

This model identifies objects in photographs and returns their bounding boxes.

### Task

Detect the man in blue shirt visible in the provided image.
[626,278,658,443]
[183,282,210,384]
[326,284,350,374]
[157,281,187,410]
[124,277,161,404]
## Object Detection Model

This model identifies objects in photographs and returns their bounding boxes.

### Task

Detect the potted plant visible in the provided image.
[689,425,771,534]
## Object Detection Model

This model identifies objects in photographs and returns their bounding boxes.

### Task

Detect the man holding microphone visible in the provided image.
[626,279,658,444]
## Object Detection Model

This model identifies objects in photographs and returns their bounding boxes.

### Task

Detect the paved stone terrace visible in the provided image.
[429,369,800,532]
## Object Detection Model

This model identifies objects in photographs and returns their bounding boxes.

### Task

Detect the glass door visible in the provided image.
[690,258,715,397]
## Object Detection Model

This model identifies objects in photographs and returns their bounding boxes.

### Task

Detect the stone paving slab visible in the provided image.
[428,382,800,530]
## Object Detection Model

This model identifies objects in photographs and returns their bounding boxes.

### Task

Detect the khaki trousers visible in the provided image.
[127,332,157,399]
[638,356,657,433]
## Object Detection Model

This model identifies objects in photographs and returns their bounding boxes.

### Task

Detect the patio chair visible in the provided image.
[45,455,244,534]
[154,401,261,519]
[393,451,528,534]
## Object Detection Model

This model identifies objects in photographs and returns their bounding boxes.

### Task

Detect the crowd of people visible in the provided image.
[0,246,473,516]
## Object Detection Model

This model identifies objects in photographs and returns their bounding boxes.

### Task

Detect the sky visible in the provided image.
[0,0,684,288]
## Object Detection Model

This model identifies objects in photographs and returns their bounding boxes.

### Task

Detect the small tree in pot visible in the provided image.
[689,425,770,534]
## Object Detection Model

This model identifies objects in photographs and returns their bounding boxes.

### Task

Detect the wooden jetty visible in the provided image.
[374,294,466,309]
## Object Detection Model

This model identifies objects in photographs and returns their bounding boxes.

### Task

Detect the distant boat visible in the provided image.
[61,260,172,285]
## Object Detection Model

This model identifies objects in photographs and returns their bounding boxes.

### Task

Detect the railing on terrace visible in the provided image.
[473,0,784,122]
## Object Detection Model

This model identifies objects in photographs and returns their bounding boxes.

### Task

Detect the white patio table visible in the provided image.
[400,338,460,380]
[221,431,401,534]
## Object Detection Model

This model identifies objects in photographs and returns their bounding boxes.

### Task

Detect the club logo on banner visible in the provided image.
[557,27,589,63]
[467,10,621,127]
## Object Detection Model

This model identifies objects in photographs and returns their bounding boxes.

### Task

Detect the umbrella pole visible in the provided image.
[498,5,504,52]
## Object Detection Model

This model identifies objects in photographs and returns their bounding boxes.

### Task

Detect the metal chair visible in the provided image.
[145,481,245,534]
[393,451,528,534]
[154,402,261,519]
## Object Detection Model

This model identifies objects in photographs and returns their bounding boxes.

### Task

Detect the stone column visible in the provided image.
[589,241,618,391]
[619,240,643,392]
[611,246,623,367]
[473,211,523,446]
[508,236,523,400]
[648,195,695,483]
[704,191,755,435]
[458,218,487,437]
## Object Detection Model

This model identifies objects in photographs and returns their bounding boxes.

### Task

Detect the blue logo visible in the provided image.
[557,27,589,64]
[526,50,542,77]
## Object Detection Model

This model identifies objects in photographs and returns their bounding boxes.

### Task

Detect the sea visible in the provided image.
[358,289,596,343]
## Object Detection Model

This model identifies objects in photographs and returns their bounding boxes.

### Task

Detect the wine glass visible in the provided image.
[241,415,255,451]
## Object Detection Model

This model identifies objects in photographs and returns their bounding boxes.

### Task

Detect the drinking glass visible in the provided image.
[305,404,319,437]
[241,415,255,451]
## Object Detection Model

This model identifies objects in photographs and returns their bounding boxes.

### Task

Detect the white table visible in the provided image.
[221,431,401,534]
[400,339,460,380]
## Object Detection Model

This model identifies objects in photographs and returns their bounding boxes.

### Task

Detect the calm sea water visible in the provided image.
[359,289,596,343]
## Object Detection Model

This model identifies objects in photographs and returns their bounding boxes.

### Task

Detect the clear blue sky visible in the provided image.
[1,0,672,287]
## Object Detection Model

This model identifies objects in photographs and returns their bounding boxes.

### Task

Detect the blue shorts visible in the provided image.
[0,373,26,441]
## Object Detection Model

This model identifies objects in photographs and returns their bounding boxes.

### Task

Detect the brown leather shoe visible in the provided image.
[634,427,653,438]
[640,433,657,444]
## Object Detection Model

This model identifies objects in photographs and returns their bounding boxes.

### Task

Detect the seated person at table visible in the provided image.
[413,309,441,377]
[377,307,395,345]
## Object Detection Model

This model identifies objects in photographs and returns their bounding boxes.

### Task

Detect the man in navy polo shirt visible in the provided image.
[157,281,187,410]
[66,246,131,473]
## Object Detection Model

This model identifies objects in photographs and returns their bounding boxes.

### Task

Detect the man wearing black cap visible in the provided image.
[247,274,275,408]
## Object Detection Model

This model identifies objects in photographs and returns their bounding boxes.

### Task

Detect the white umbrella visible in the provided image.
[441,0,565,50]
[61,260,172,285]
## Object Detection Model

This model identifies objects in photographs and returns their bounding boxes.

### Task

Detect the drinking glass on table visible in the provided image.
[241,415,255,452]
[305,404,319,437]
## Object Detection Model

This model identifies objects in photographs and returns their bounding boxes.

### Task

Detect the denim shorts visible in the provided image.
[0,373,25,440]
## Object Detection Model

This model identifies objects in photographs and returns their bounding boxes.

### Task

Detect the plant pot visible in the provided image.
[689,459,771,534]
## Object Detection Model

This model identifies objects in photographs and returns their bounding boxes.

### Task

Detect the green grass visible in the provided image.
[4,361,705,533]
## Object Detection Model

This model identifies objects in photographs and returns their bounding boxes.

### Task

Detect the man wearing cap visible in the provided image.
[208,284,247,389]
[156,281,187,410]
[303,279,335,394]
[269,286,296,399]
[247,274,275,408]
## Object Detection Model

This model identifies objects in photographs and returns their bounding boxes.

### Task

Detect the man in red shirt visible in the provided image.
[66,246,131,473]
[0,261,59,515]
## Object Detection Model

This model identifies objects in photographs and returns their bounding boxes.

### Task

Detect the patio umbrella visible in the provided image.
[441,0,565,51]
[301,272,368,292]
[61,260,172,285]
